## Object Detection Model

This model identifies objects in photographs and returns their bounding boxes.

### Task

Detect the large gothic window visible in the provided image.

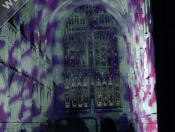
[63,5,120,109]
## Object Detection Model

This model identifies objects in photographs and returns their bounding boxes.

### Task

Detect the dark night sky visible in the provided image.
[152,0,175,131]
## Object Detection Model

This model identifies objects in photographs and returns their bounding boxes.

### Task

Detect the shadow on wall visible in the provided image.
[101,117,119,132]
[114,114,128,132]
[55,119,89,132]
[54,117,133,132]
[101,117,134,132]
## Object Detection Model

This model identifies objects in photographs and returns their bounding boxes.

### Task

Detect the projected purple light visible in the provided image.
[0,0,157,132]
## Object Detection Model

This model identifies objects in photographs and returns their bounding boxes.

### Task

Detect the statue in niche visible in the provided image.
[102,53,106,66]
[64,55,68,66]
[83,78,87,89]
[95,48,99,54]
[116,93,120,106]
[90,78,94,87]
[65,78,69,87]
[89,71,92,76]
[102,79,106,90]
[107,42,110,48]
[115,80,119,92]
[70,55,75,68]
[72,97,77,107]
[95,53,100,66]
[82,54,87,67]
[98,94,102,107]
[71,79,77,107]
[102,77,107,106]
[89,52,93,67]
[97,77,102,107]
[103,94,107,106]
[71,72,75,78]
[114,52,118,65]
[71,78,76,92]
[108,75,113,106]
[77,81,81,90]
[84,95,88,107]
[109,94,113,106]
[70,44,74,53]
[65,78,70,108]
[78,95,82,107]
[65,88,69,95]
[101,45,105,52]
[76,43,80,50]
[107,53,111,66]
[65,95,70,108]
[90,78,94,97]
[84,90,87,97]
[78,79,82,107]
[83,79,87,92]
[65,95,69,103]
[115,79,120,106]
[77,77,82,92]
[89,42,92,48]
[76,53,80,67]
[108,78,112,91]
[83,78,88,108]
[97,78,101,89]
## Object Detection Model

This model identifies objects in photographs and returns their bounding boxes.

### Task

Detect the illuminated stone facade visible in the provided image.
[0,0,157,132]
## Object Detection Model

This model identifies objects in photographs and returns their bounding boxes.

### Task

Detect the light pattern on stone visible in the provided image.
[0,0,157,131]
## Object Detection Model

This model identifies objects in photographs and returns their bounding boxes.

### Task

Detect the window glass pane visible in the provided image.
[63,5,120,109]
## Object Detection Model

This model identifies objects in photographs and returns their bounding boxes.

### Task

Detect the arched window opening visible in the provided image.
[63,5,120,109]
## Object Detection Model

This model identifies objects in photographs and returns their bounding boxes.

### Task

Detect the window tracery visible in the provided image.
[63,5,120,109]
